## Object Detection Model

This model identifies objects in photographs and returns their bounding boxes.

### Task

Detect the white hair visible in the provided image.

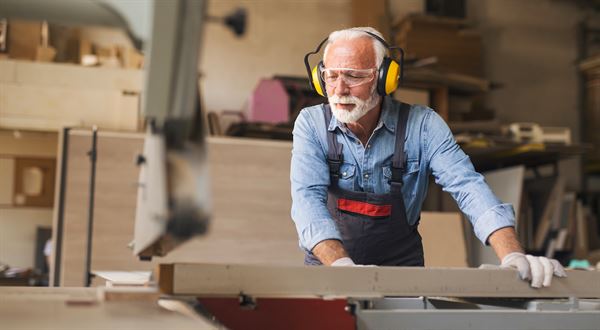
[323,27,387,68]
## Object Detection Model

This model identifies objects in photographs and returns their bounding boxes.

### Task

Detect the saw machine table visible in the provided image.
[158,263,600,330]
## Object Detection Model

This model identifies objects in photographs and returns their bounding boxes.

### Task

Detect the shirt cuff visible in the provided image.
[300,219,342,253]
[473,203,516,245]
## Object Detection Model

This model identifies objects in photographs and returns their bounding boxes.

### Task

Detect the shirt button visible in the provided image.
[342,172,347,177]
[364,174,369,179]
[367,144,371,148]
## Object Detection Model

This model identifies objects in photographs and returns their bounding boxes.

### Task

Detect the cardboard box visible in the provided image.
[8,20,42,61]
[394,15,483,77]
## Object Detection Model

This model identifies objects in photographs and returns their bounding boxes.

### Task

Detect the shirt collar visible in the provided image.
[377,96,396,133]
[327,96,396,133]
[326,106,340,132]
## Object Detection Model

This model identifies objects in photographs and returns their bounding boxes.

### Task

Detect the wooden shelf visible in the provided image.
[0,59,143,132]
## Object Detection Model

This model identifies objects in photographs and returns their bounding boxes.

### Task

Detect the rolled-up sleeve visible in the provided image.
[424,110,515,244]
[291,109,341,252]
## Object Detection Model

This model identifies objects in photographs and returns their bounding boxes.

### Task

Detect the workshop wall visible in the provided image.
[469,0,584,130]
[200,0,351,114]
[469,0,589,190]
[388,0,590,190]
[201,0,592,190]
[0,130,57,269]
[201,0,588,142]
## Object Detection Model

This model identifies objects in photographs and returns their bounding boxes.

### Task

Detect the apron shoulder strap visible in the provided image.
[323,104,343,179]
[390,102,411,185]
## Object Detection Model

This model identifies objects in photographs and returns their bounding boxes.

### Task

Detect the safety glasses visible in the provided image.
[321,67,376,88]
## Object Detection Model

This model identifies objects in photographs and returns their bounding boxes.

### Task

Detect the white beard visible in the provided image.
[328,90,380,124]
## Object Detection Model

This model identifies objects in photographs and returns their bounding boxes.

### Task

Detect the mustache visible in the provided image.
[328,95,363,105]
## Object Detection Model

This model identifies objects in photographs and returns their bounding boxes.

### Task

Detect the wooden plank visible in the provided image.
[0,287,216,330]
[60,130,93,286]
[534,177,565,249]
[50,128,67,286]
[0,286,98,300]
[159,264,175,294]
[160,263,600,299]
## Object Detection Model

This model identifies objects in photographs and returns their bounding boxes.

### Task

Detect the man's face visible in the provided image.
[323,37,380,123]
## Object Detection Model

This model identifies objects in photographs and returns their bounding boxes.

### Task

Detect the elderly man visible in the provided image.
[291,27,566,288]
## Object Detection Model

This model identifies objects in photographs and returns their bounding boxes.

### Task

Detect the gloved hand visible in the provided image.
[331,257,376,267]
[500,252,567,288]
[331,257,355,266]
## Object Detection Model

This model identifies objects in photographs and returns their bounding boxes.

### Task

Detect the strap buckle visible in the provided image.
[327,157,342,179]
[390,166,404,183]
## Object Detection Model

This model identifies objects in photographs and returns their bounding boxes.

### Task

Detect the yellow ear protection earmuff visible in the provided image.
[303,31,405,97]
[303,38,329,97]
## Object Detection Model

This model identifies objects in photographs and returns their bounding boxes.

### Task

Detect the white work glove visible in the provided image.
[500,252,567,288]
[331,257,355,266]
[331,257,376,267]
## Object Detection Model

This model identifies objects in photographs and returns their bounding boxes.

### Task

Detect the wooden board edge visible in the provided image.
[158,264,175,295]
[163,263,600,299]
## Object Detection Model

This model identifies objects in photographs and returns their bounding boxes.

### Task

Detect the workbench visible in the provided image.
[158,263,600,330]
[4,263,600,329]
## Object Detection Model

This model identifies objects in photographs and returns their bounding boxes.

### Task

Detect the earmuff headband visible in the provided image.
[362,31,405,84]
[303,37,328,89]
[303,30,405,95]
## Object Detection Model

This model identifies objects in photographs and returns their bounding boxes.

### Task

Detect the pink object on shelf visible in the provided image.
[247,78,289,124]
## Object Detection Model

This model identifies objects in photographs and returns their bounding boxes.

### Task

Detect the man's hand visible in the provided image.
[501,252,567,288]
[312,240,349,265]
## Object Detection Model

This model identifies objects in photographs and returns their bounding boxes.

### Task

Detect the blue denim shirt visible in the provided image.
[290,96,515,253]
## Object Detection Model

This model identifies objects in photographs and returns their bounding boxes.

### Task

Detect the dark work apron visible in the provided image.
[304,102,424,266]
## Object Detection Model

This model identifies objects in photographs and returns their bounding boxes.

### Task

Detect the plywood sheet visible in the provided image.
[56,134,303,286]
[164,137,302,265]
[420,212,467,267]
[160,263,600,299]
